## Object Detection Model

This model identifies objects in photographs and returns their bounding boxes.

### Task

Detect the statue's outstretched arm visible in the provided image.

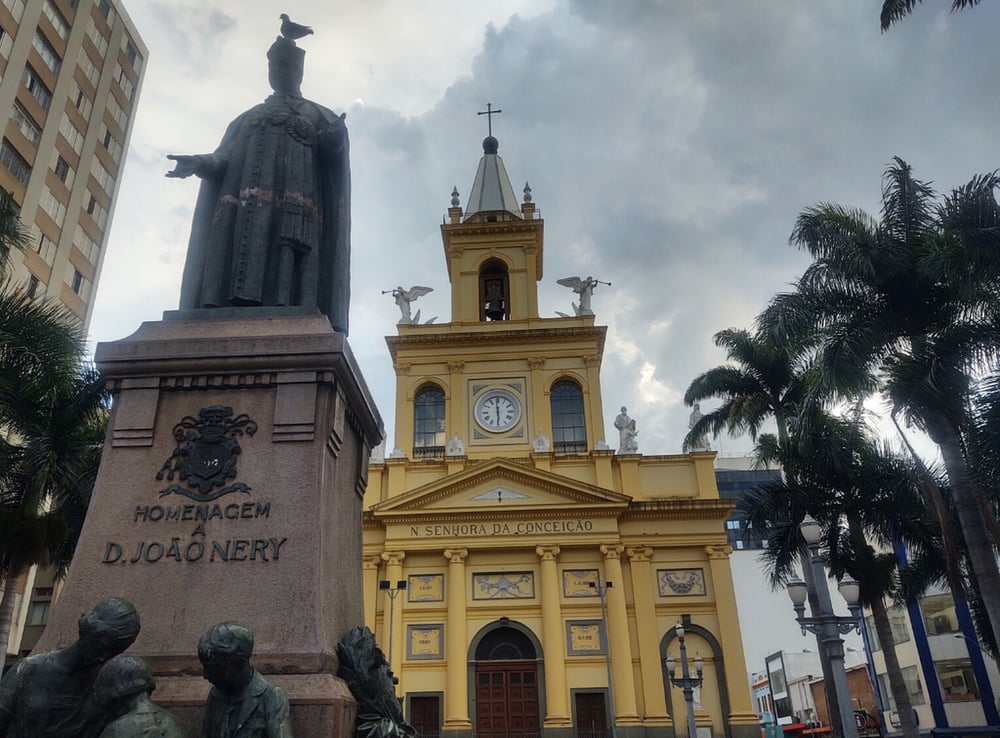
[165,154,221,179]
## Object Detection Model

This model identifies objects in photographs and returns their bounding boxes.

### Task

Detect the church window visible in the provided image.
[413,386,446,458]
[550,380,586,453]
[479,259,509,321]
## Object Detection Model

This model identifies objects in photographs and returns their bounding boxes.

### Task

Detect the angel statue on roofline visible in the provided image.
[384,285,434,325]
[555,276,610,317]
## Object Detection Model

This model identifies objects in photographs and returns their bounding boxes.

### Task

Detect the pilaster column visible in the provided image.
[583,355,604,445]
[381,550,406,676]
[704,544,757,724]
[601,543,640,723]
[537,545,571,727]
[363,554,382,633]
[447,361,466,440]
[444,548,472,729]
[627,546,669,723]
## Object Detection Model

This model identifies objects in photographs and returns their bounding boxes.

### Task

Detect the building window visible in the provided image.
[0,138,32,185]
[107,94,128,130]
[120,34,143,74]
[935,659,979,702]
[39,186,66,227]
[413,386,446,457]
[26,275,39,299]
[35,229,57,263]
[59,114,85,155]
[32,30,62,75]
[550,380,586,453]
[922,593,959,635]
[42,0,70,41]
[90,156,114,194]
[54,154,70,183]
[22,66,53,112]
[84,194,107,229]
[27,601,50,626]
[0,27,13,59]
[877,666,925,710]
[78,47,100,87]
[71,82,93,117]
[71,268,82,293]
[864,606,911,651]
[73,225,100,261]
[87,18,109,56]
[12,103,41,145]
[102,128,122,161]
[2,0,25,22]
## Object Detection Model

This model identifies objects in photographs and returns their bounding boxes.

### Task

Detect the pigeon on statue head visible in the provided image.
[279,14,313,40]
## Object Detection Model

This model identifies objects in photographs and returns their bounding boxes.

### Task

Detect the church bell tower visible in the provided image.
[385,134,608,460]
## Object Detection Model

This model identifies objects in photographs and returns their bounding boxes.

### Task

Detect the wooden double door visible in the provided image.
[475,661,541,738]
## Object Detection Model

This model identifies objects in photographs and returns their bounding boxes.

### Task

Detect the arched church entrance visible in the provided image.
[474,625,541,738]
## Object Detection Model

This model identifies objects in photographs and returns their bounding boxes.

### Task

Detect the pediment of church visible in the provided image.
[369,459,630,519]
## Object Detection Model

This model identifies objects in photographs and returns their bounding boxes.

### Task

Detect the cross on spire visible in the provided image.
[477,102,502,137]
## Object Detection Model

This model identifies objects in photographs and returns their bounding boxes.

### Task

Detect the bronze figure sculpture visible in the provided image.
[198,622,293,738]
[168,27,351,335]
[0,597,140,738]
[93,655,187,738]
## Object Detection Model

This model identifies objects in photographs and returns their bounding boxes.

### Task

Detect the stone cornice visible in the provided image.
[620,499,736,521]
[387,325,606,360]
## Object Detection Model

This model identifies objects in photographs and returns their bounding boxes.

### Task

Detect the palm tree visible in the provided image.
[683,327,810,452]
[881,0,982,31]
[0,193,106,670]
[683,326,860,737]
[763,158,1000,652]
[0,289,107,671]
[741,411,931,738]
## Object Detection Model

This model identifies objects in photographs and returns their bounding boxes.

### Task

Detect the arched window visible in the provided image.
[550,380,586,453]
[475,626,537,661]
[479,259,509,321]
[414,386,446,458]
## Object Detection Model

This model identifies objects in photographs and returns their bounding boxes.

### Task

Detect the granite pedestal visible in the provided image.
[35,309,383,737]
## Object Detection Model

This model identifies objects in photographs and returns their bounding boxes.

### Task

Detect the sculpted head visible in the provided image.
[93,655,155,716]
[199,622,255,693]
[267,37,304,96]
[76,597,141,666]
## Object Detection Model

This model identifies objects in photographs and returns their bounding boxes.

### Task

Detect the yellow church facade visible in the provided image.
[363,134,759,738]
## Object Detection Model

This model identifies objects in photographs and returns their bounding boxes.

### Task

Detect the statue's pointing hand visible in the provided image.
[165,154,202,179]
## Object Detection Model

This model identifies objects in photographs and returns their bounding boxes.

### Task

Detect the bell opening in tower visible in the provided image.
[479,258,510,321]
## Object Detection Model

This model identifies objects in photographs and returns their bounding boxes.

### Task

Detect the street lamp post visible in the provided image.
[666,620,704,738]
[589,577,617,738]
[379,579,407,683]
[787,515,862,738]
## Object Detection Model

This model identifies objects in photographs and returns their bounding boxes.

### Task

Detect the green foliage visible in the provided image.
[690,156,1000,662]
[0,284,106,573]
[881,0,983,31]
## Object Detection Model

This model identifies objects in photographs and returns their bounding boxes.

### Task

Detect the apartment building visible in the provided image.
[0,0,145,663]
[0,0,145,326]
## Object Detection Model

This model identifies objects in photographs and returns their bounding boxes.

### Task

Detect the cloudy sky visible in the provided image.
[88,1,1000,457]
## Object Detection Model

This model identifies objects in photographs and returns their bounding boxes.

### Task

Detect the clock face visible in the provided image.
[474,389,522,432]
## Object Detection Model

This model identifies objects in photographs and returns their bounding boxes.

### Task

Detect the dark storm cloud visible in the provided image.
[90,1,1000,456]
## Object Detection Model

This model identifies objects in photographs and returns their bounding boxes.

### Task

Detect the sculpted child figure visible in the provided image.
[93,655,186,738]
[199,622,293,738]
[0,597,141,738]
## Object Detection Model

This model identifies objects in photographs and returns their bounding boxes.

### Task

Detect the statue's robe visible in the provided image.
[178,93,351,335]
